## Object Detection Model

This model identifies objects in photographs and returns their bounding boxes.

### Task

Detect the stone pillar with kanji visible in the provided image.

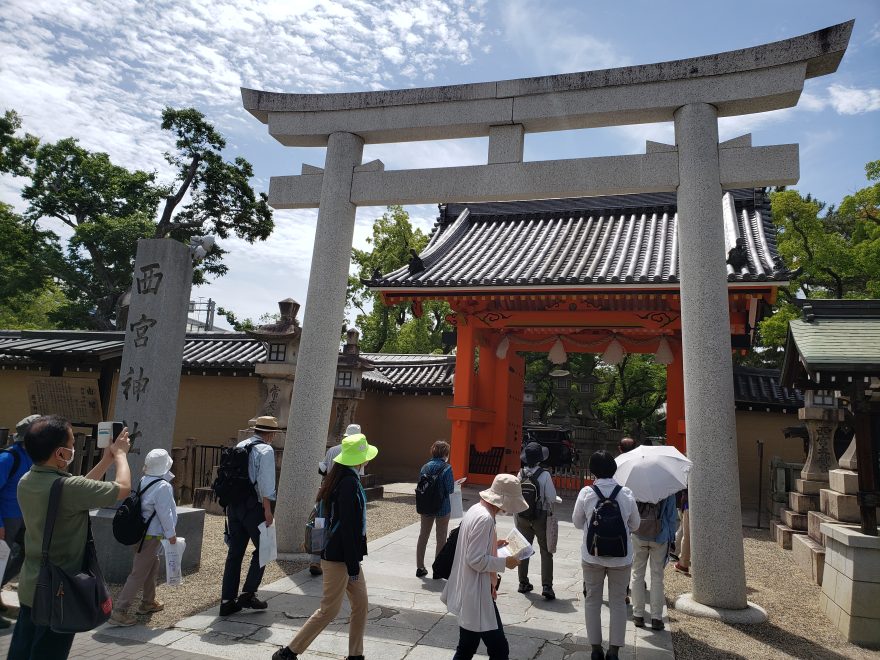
[113,239,194,477]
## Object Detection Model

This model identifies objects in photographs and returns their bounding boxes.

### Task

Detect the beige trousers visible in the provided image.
[290,560,368,656]
[416,514,450,571]
[116,538,161,611]
[678,509,690,569]
[583,562,631,648]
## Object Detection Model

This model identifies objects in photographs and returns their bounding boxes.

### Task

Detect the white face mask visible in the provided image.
[59,446,75,467]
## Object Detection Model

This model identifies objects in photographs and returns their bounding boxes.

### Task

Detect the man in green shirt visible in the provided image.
[8,415,132,660]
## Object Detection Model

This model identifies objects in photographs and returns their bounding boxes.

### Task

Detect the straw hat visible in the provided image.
[333,433,378,467]
[14,414,41,442]
[253,416,280,432]
[479,473,529,514]
[144,448,173,477]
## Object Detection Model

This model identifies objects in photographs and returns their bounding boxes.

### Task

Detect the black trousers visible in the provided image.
[7,605,75,660]
[221,499,266,601]
[453,602,509,660]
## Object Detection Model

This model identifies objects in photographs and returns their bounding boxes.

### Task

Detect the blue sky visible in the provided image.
[1,0,878,327]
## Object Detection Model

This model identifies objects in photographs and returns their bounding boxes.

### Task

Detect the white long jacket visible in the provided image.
[441,502,507,632]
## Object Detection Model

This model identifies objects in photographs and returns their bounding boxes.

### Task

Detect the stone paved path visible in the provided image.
[0,493,675,659]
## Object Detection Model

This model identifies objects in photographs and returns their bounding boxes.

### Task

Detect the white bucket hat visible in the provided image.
[144,448,173,477]
[479,473,529,514]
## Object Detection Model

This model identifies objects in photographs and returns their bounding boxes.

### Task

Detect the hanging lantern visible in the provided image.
[496,335,510,359]
[601,336,625,365]
[548,337,567,364]
[654,336,674,365]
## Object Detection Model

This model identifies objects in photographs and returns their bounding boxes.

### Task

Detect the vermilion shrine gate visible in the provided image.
[371,190,786,485]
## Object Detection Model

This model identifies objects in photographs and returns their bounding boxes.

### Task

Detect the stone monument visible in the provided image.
[93,238,205,582]
[241,21,854,621]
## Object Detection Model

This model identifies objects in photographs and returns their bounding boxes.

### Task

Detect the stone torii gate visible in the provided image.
[242,21,853,620]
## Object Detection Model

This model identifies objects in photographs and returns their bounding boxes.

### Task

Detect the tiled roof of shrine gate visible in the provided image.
[360,353,455,394]
[371,190,788,291]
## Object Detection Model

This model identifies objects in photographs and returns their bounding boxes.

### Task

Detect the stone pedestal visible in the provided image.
[91,506,205,584]
[800,406,843,482]
[829,469,859,495]
[792,534,826,585]
[820,523,880,648]
[839,437,858,471]
[821,488,862,523]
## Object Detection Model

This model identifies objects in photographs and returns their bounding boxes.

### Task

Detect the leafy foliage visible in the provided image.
[347,206,452,353]
[594,354,667,438]
[3,107,273,329]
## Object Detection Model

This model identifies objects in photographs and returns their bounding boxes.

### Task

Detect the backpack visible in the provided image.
[112,478,164,549]
[586,485,628,558]
[636,501,662,538]
[518,468,545,521]
[415,463,450,515]
[211,439,264,508]
[0,446,22,482]
[431,525,461,579]
[303,499,340,554]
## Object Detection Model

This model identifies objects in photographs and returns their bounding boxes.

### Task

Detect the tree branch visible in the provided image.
[155,153,201,237]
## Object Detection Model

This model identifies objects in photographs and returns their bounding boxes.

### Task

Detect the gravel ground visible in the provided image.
[101,492,422,629]
[667,527,880,660]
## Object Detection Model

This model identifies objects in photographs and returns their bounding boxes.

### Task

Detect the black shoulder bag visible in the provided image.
[32,477,113,632]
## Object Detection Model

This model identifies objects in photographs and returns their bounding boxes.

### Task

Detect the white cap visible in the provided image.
[345,423,361,436]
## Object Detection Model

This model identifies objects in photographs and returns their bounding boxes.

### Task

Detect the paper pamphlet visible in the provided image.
[496,527,535,559]
[258,522,278,567]
[0,541,9,584]
[161,537,186,586]
[455,477,467,485]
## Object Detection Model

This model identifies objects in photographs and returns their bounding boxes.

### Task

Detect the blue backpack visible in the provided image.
[586,485,628,557]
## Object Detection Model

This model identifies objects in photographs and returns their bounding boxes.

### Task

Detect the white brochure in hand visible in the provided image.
[497,526,535,559]
[161,537,186,586]
[258,522,277,568]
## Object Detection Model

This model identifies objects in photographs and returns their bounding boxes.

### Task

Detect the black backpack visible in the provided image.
[112,478,164,549]
[518,468,545,521]
[415,464,450,515]
[212,439,264,508]
[431,525,461,579]
[586,485,628,557]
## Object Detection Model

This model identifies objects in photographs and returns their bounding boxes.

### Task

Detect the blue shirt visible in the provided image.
[0,443,33,523]
[418,458,454,518]
[236,436,276,501]
[635,494,678,544]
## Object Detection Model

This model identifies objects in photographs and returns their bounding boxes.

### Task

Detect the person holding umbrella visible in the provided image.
[612,445,692,632]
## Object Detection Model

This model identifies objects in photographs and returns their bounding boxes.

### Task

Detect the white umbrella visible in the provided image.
[613,445,692,503]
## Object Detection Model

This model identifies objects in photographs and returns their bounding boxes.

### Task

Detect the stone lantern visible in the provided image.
[799,388,843,484]
[522,382,539,424]
[246,298,302,446]
[548,370,573,427]
[573,372,601,424]
[327,328,370,447]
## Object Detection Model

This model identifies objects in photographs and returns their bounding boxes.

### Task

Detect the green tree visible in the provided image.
[347,205,451,353]
[0,110,38,176]
[594,354,667,438]
[15,107,273,329]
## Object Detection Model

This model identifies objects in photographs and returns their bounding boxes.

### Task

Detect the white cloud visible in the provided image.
[794,83,880,116]
[499,0,629,74]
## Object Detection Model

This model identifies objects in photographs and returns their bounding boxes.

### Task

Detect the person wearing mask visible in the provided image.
[220,416,279,617]
[0,414,38,622]
[310,423,362,577]
[573,450,640,660]
[442,473,527,660]
[629,490,677,631]
[273,432,378,660]
[514,441,557,600]
[110,448,178,626]
[415,440,454,579]
[9,416,131,660]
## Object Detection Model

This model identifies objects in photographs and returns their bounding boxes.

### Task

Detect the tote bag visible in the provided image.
[32,477,113,633]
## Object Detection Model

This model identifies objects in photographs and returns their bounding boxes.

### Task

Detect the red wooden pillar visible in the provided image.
[448,320,476,478]
[666,338,687,453]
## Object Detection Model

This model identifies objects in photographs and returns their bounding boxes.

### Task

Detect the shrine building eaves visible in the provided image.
[242,21,853,147]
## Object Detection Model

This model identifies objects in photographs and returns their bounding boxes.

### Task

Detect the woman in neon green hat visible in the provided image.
[273,433,378,660]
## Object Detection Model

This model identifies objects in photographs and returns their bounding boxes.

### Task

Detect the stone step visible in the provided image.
[795,478,824,495]
[771,501,787,518]
[360,474,377,488]
[808,510,837,545]
[783,509,808,531]
[773,520,806,550]
[792,533,826,586]
[790,490,819,513]
[829,469,859,495]
[364,485,384,502]
[820,488,861,523]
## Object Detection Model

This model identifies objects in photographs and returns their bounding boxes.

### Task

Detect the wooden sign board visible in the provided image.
[28,377,103,424]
